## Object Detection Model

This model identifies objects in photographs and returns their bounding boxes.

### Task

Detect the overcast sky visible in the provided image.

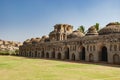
[0,0,120,42]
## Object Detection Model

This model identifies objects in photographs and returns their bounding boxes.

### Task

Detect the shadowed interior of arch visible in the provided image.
[46,53,49,58]
[101,46,108,62]
[81,47,85,60]
[57,53,61,59]
[64,47,69,59]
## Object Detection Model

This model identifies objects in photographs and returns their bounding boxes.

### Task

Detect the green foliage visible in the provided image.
[116,22,120,25]
[15,49,19,56]
[77,25,85,33]
[9,50,16,55]
[0,51,9,55]
[94,23,99,31]
[15,49,19,54]
[0,50,18,55]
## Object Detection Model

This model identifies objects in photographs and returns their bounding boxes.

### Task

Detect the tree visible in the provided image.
[15,49,19,54]
[116,22,120,25]
[77,25,85,33]
[94,23,99,31]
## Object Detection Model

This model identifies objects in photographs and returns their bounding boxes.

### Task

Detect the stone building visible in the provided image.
[19,22,120,64]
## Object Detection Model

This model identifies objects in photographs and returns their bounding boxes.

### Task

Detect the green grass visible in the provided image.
[0,56,120,80]
[0,50,17,55]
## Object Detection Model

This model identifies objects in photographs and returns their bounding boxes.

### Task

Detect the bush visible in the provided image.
[0,50,19,56]
[0,51,10,55]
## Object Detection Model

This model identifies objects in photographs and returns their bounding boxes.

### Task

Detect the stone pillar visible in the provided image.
[75,52,80,61]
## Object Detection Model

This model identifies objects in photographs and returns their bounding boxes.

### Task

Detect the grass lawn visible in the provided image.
[0,56,120,80]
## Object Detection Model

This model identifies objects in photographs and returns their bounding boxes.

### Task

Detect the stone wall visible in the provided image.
[19,23,120,65]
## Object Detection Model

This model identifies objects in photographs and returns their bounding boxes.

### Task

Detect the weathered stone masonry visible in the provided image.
[19,22,120,64]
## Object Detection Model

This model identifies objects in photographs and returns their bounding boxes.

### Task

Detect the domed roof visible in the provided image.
[23,37,40,45]
[41,35,48,39]
[40,35,49,42]
[86,26,98,35]
[67,30,85,39]
[99,22,120,35]
[23,39,31,45]
[31,38,41,43]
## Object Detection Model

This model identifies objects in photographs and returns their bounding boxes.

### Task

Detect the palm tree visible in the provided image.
[94,23,99,31]
[77,25,85,33]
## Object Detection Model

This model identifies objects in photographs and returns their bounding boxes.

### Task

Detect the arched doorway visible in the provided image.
[113,54,119,64]
[72,53,75,61]
[51,51,55,58]
[46,53,49,58]
[89,54,94,62]
[64,47,69,59]
[81,47,85,60]
[57,53,61,59]
[101,46,108,62]
[35,51,37,57]
[51,48,55,59]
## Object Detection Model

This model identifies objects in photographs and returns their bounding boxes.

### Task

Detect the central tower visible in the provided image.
[49,24,73,41]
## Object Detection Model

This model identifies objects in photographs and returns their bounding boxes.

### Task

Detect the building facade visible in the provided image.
[19,22,120,64]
